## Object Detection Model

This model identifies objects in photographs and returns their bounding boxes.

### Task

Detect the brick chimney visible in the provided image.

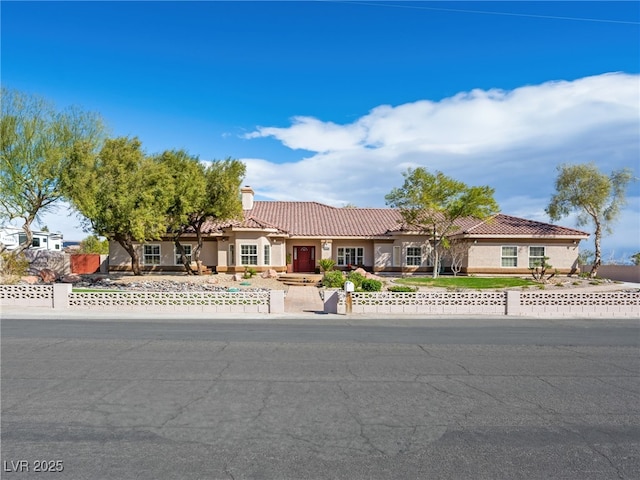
[241,186,254,210]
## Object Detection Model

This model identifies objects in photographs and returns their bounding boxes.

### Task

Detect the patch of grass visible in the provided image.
[394,276,538,289]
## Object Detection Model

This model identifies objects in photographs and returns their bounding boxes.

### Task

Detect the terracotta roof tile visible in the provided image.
[458,214,589,237]
[244,202,403,237]
[197,203,588,239]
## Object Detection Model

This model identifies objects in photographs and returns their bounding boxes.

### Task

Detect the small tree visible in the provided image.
[446,238,468,277]
[631,252,640,266]
[529,256,557,283]
[385,168,499,278]
[546,163,635,278]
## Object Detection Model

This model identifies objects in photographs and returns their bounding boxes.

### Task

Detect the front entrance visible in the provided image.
[293,246,315,272]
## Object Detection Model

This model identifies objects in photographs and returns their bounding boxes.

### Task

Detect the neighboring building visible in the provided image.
[0,226,64,252]
[108,186,589,276]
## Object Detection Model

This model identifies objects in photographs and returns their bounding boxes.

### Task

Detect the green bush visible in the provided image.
[318,258,336,272]
[244,267,257,278]
[323,270,345,288]
[346,271,365,290]
[79,235,109,254]
[388,285,417,293]
[361,278,382,291]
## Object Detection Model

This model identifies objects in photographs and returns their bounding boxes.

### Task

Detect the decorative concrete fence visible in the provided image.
[0,284,284,314]
[322,289,639,317]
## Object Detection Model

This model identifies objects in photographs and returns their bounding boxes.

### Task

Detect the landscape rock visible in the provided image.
[261,269,278,279]
[39,268,57,283]
[21,276,40,285]
[61,274,83,284]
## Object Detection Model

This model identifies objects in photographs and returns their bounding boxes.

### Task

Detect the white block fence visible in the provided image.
[322,289,639,317]
[1,284,638,317]
[1,284,283,314]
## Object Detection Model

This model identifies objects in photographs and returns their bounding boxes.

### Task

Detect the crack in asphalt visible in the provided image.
[418,344,472,375]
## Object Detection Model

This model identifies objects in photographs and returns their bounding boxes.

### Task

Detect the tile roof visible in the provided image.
[200,203,588,239]
[242,202,403,237]
[455,214,589,237]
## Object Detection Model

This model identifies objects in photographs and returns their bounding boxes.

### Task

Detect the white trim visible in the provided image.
[143,244,161,265]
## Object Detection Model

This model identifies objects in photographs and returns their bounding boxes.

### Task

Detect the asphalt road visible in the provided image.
[2,317,639,479]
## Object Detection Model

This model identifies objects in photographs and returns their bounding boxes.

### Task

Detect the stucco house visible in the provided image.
[108,186,589,276]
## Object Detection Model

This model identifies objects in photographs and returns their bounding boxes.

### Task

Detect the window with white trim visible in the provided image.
[264,245,270,265]
[241,244,258,265]
[337,247,364,266]
[501,246,518,267]
[406,247,422,266]
[529,246,545,268]
[174,244,192,265]
[143,244,161,265]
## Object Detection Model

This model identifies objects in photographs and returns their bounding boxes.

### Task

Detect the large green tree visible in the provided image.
[62,137,174,275]
[546,163,635,278]
[156,149,207,274]
[0,88,105,253]
[385,168,499,278]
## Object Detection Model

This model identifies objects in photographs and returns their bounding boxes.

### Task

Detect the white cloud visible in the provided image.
[242,72,639,254]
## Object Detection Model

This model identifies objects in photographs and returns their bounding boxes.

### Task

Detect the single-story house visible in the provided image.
[0,226,64,252]
[109,186,589,275]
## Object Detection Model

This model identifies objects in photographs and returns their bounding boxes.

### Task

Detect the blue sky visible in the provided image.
[2,1,639,260]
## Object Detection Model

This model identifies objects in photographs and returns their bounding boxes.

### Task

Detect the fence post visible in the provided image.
[269,290,285,314]
[53,283,72,309]
[324,290,339,314]
[505,290,521,316]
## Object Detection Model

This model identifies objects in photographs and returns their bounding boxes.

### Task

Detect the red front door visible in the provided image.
[293,246,315,272]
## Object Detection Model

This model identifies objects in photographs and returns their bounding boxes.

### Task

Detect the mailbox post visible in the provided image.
[344,280,354,314]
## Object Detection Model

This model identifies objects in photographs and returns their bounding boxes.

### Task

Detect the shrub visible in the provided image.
[323,270,345,288]
[1,251,29,280]
[318,258,336,272]
[361,278,382,291]
[346,271,365,290]
[243,267,257,278]
[388,285,417,292]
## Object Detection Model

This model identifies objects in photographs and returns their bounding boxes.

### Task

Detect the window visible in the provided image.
[241,244,258,265]
[143,244,161,265]
[174,244,192,265]
[406,247,422,266]
[501,246,518,267]
[229,245,235,266]
[337,247,364,266]
[264,245,271,265]
[529,246,545,268]
[32,238,41,248]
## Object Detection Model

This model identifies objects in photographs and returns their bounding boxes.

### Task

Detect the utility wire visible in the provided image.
[326,1,640,25]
